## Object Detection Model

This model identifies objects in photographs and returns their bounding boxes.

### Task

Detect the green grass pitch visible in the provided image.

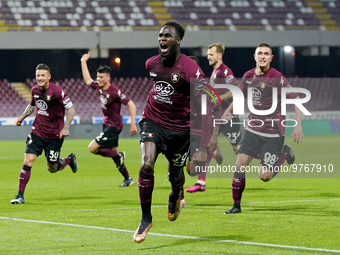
[0,135,339,254]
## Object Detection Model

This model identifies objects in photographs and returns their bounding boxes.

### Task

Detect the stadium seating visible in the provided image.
[22,77,152,123]
[0,0,158,31]
[1,77,339,123]
[0,79,30,117]
[0,0,339,31]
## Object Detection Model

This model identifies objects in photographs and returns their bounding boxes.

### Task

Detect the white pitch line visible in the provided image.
[0,216,339,254]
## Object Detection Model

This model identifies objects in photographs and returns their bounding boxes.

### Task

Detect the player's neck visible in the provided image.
[255,66,270,76]
[162,52,179,67]
[39,83,49,91]
[102,83,110,90]
[213,61,222,70]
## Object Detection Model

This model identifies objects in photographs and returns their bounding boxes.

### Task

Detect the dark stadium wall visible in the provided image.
[0,47,339,82]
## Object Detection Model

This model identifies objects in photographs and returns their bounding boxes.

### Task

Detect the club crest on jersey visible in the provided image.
[171,73,180,83]
[259,82,266,90]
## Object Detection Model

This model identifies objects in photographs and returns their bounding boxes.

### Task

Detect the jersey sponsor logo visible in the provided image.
[154,81,174,104]
[46,95,52,101]
[120,94,127,100]
[63,96,73,109]
[171,73,180,83]
[63,96,71,105]
[34,95,39,98]
[37,110,49,116]
[225,75,234,84]
[155,81,174,97]
[100,95,108,109]
[36,100,48,110]
[252,88,262,106]
[194,78,206,90]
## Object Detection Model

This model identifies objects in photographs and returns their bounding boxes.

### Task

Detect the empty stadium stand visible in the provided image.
[0,79,30,117]
[0,0,339,31]
[23,77,152,123]
[1,77,339,123]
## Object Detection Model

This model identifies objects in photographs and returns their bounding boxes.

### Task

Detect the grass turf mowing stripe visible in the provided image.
[1,216,339,254]
[1,198,339,215]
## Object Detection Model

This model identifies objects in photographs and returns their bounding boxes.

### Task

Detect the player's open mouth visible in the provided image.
[160,44,168,54]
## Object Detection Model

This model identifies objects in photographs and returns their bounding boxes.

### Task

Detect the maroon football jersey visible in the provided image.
[210,62,238,111]
[30,83,74,139]
[91,81,130,129]
[143,53,206,133]
[239,67,298,137]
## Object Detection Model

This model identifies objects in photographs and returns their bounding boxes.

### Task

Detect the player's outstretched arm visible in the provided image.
[291,96,304,143]
[60,107,75,138]
[219,90,232,101]
[80,52,94,86]
[15,104,34,126]
[127,100,138,136]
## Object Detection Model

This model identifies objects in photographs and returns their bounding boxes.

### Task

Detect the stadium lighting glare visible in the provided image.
[284,45,294,53]
[114,57,121,64]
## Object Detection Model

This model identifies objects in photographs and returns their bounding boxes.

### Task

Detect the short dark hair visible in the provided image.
[162,21,185,39]
[97,65,111,75]
[256,43,272,51]
[208,42,225,55]
[36,63,50,73]
[188,55,199,65]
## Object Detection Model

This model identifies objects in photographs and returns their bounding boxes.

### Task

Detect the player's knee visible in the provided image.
[141,162,154,172]
[168,174,180,184]
[47,162,59,173]
[24,154,36,166]
[235,162,246,173]
[259,171,272,182]
[260,176,271,182]
[88,145,97,154]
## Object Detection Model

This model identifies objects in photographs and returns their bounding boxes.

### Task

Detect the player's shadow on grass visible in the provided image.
[39,195,107,201]
[248,205,340,216]
[137,236,253,253]
[189,203,229,207]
